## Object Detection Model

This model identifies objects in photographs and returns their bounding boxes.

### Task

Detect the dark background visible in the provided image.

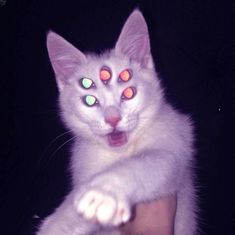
[1,0,235,234]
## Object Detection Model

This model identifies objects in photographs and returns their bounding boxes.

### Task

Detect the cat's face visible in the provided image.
[47,10,162,148]
[57,55,159,148]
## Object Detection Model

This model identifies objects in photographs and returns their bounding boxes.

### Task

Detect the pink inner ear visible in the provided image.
[47,31,86,88]
[115,10,150,65]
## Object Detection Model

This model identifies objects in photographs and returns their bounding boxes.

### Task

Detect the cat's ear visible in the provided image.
[47,31,86,91]
[115,9,153,68]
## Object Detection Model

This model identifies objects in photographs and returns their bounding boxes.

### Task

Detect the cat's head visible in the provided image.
[47,9,163,149]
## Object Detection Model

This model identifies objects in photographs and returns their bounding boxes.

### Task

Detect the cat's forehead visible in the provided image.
[80,54,137,79]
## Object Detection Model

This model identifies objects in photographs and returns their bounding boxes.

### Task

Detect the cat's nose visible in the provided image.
[104,106,121,127]
[105,115,121,127]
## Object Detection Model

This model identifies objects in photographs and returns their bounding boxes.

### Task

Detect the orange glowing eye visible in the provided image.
[122,87,136,100]
[100,66,112,83]
[119,69,132,82]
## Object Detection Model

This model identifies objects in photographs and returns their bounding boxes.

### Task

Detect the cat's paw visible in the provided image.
[74,175,131,226]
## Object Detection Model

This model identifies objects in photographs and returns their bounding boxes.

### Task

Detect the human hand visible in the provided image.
[120,194,177,235]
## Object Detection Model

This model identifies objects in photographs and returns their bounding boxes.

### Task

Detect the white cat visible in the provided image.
[37,9,197,235]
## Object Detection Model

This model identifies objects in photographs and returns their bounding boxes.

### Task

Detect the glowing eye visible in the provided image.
[122,87,136,100]
[79,78,94,89]
[119,69,132,82]
[83,95,98,107]
[100,66,112,83]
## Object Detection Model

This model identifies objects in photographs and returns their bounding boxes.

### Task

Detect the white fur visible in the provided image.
[37,9,197,235]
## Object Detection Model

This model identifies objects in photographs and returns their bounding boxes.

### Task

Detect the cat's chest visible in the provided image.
[86,147,133,171]
[72,143,135,183]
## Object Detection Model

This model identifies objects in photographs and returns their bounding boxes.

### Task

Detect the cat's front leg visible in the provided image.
[74,172,132,228]
[37,192,99,235]
[74,149,182,228]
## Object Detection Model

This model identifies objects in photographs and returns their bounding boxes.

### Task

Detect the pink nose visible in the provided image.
[105,116,121,127]
[104,106,121,127]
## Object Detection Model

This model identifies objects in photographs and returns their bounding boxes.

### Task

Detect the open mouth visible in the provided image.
[107,131,127,147]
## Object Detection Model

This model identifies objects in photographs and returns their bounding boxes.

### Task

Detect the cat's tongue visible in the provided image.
[107,131,127,147]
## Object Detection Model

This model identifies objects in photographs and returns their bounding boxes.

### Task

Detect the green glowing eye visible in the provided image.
[79,77,94,89]
[83,95,97,107]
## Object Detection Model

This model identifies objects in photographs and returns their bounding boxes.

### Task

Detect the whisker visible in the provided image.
[41,136,77,172]
[38,134,79,173]
[38,130,74,164]
[47,135,78,162]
